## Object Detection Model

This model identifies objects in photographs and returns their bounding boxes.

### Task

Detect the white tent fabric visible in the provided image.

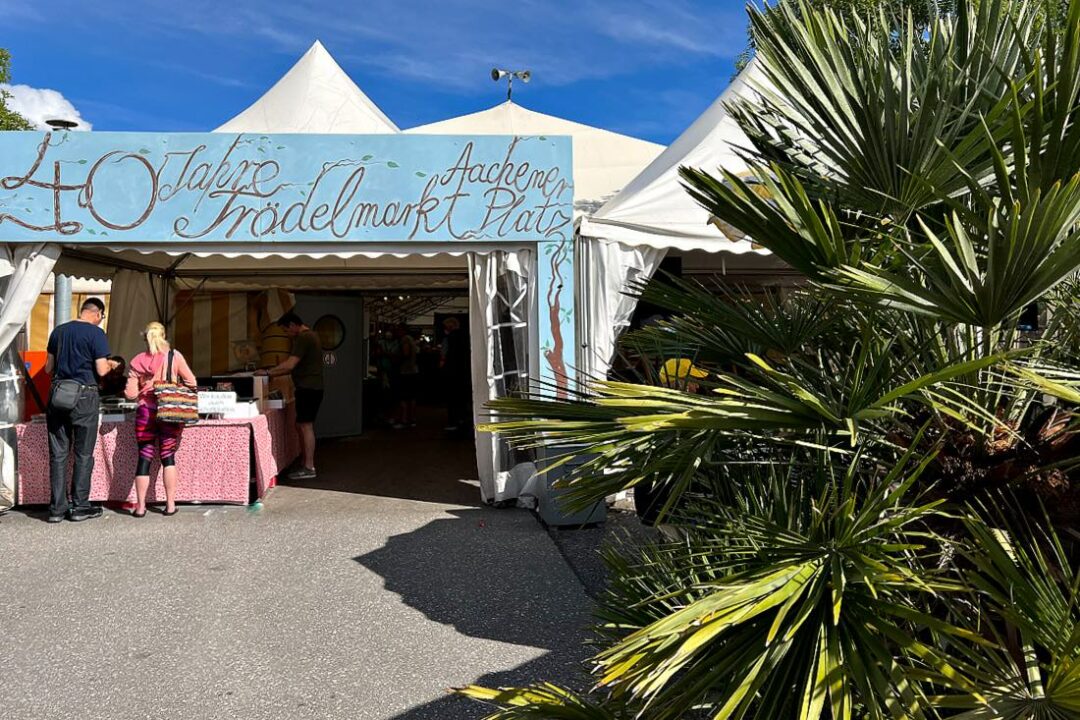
[579,58,771,253]
[577,239,666,383]
[37,275,110,294]
[0,243,60,511]
[215,40,398,134]
[574,59,780,381]
[0,244,61,358]
[468,249,538,505]
[408,102,664,218]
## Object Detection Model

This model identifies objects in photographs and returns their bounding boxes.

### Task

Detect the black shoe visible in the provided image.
[68,507,103,522]
[46,514,65,524]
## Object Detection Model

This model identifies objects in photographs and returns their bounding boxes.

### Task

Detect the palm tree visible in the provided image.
[461,0,1080,717]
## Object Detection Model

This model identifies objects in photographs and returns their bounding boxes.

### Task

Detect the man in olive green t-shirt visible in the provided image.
[257,312,324,480]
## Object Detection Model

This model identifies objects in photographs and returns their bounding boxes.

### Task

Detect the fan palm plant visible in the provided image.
[461,0,1080,717]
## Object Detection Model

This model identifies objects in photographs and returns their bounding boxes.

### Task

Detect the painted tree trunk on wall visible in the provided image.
[538,233,574,398]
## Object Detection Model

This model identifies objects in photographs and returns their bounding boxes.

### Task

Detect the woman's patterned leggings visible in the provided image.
[134,402,184,475]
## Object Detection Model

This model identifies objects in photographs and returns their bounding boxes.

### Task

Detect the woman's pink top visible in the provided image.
[125,350,198,406]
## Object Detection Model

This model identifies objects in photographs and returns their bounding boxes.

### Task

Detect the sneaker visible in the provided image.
[46,514,65,524]
[289,467,317,480]
[68,507,104,522]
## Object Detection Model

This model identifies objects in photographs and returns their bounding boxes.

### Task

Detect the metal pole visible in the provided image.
[54,274,72,327]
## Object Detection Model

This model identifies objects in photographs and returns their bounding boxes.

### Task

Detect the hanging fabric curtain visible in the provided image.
[0,244,61,355]
[106,270,164,364]
[577,236,665,385]
[468,249,539,505]
[0,242,60,511]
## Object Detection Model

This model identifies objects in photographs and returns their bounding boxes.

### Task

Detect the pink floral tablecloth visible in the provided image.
[16,407,298,506]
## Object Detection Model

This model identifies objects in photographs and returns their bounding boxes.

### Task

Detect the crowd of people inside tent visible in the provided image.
[368,315,472,435]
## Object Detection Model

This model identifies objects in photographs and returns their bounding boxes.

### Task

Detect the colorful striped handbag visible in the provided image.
[153,351,199,425]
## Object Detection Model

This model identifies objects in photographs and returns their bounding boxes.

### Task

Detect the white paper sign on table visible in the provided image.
[198,391,238,414]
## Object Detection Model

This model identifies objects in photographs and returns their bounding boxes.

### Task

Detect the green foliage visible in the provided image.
[462,0,1080,717]
[0,48,33,131]
[734,0,958,73]
[456,684,625,719]
[949,515,1080,718]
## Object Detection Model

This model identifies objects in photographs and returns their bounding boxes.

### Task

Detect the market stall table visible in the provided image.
[15,406,298,506]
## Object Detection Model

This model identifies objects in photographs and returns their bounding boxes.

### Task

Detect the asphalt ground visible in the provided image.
[0,417,594,720]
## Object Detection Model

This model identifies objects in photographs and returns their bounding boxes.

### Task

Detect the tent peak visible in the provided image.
[580,56,771,253]
[406,102,664,219]
[214,38,398,134]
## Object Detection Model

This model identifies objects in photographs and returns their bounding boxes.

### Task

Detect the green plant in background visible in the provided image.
[733,0,958,73]
[0,48,33,131]
[461,0,1080,717]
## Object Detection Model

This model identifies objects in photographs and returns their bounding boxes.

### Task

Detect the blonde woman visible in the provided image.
[124,322,197,517]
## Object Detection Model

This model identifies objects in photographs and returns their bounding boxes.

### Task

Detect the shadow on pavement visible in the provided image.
[354,507,596,719]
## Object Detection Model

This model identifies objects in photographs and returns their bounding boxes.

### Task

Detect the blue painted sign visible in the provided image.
[0,130,578,396]
[0,132,573,244]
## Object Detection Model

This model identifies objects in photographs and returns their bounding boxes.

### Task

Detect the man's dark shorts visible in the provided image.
[294,387,324,424]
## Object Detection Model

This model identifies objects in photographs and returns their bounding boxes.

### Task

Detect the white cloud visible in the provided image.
[1,84,92,130]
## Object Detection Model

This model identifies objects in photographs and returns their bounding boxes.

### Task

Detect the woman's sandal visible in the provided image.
[132,509,146,518]
[163,507,179,516]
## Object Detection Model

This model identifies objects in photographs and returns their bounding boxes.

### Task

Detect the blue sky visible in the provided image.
[2,0,749,144]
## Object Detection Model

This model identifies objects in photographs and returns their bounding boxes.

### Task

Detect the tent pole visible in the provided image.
[54,274,72,328]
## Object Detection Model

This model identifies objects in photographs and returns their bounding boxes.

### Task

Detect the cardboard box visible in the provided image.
[222,401,260,419]
[223,373,269,411]
[251,375,269,411]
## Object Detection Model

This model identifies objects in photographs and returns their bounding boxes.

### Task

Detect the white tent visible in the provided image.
[407,102,664,218]
[216,40,399,134]
[575,59,784,381]
[579,58,770,253]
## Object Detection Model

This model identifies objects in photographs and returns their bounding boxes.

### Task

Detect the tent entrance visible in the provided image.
[278,288,482,505]
[55,244,541,505]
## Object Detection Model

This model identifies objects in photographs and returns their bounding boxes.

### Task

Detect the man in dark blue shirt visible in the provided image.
[45,298,111,522]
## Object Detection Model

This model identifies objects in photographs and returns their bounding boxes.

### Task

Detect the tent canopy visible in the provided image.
[408,101,663,218]
[51,242,509,292]
[216,40,399,134]
[579,59,770,253]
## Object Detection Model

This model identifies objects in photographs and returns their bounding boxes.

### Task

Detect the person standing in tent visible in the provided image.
[394,324,419,429]
[257,312,323,480]
[440,316,471,434]
[125,323,198,517]
[44,298,111,523]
